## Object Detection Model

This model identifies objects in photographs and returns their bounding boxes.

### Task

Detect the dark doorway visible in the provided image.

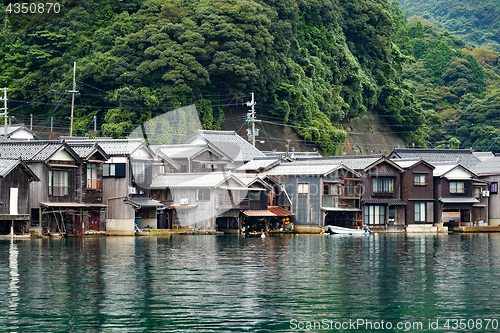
[89,211,100,231]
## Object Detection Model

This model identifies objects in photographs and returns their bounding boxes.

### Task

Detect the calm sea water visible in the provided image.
[1,234,500,332]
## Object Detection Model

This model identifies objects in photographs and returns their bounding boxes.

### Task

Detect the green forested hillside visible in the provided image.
[397,0,500,52]
[388,3,500,152]
[0,0,428,154]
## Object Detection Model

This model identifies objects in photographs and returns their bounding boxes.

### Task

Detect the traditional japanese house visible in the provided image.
[432,163,482,227]
[361,157,406,231]
[389,148,482,169]
[151,172,249,230]
[0,140,102,236]
[472,155,500,226]
[67,142,110,234]
[263,161,362,233]
[0,158,39,235]
[233,173,294,232]
[65,138,174,235]
[0,125,36,140]
[151,143,231,173]
[184,130,266,169]
[394,160,437,231]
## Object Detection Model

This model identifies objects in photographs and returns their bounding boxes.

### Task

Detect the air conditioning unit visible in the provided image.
[180,198,189,205]
[483,191,490,197]
[128,187,137,195]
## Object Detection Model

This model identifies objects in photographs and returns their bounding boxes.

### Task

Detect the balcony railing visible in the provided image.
[86,179,101,190]
[322,195,338,208]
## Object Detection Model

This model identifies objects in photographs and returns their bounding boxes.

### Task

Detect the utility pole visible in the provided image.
[67,62,78,137]
[246,92,259,146]
[0,88,8,137]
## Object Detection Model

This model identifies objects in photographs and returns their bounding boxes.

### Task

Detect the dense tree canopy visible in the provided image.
[0,0,435,153]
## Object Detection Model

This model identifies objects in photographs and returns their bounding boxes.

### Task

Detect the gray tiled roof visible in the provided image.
[471,156,500,176]
[391,149,482,169]
[67,142,109,160]
[439,197,479,204]
[64,139,145,156]
[363,199,407,206]
[124,197,163,208]
[0,158,39,180]
[263,151,322,158]
[0,158,20,177]
[0,141,67,161]
[186,130,266,162]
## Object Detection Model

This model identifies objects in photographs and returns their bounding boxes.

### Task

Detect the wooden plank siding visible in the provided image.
[400,162,435,225]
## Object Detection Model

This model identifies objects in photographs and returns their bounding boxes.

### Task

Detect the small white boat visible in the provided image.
[326,225,370,235]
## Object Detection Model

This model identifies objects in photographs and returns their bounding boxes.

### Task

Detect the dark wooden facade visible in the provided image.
[433,165,478,226]
[400,161,435,225]
[361,158,406,231]
[0,161,39,234]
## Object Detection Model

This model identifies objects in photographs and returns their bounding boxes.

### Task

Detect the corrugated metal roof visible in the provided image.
[186,130,266,162]
[125,197,163,208]
[243,210,276,217]
[439,197,479,204]
[268,206,294,216]
[39,202,107,208]
[471,156,500,176]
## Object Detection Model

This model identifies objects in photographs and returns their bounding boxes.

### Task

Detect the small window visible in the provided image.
[103,163,126,178]
[298,183,309,194]
[490,182,498,194]
[49,170,70,196]
[450,181,465,194]
[414,174,426,185]
[197,188,210,201]
[373,178,394,193]
[249,191,260,201]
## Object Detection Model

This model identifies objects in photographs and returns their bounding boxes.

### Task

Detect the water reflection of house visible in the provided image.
[0,158,39,235]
